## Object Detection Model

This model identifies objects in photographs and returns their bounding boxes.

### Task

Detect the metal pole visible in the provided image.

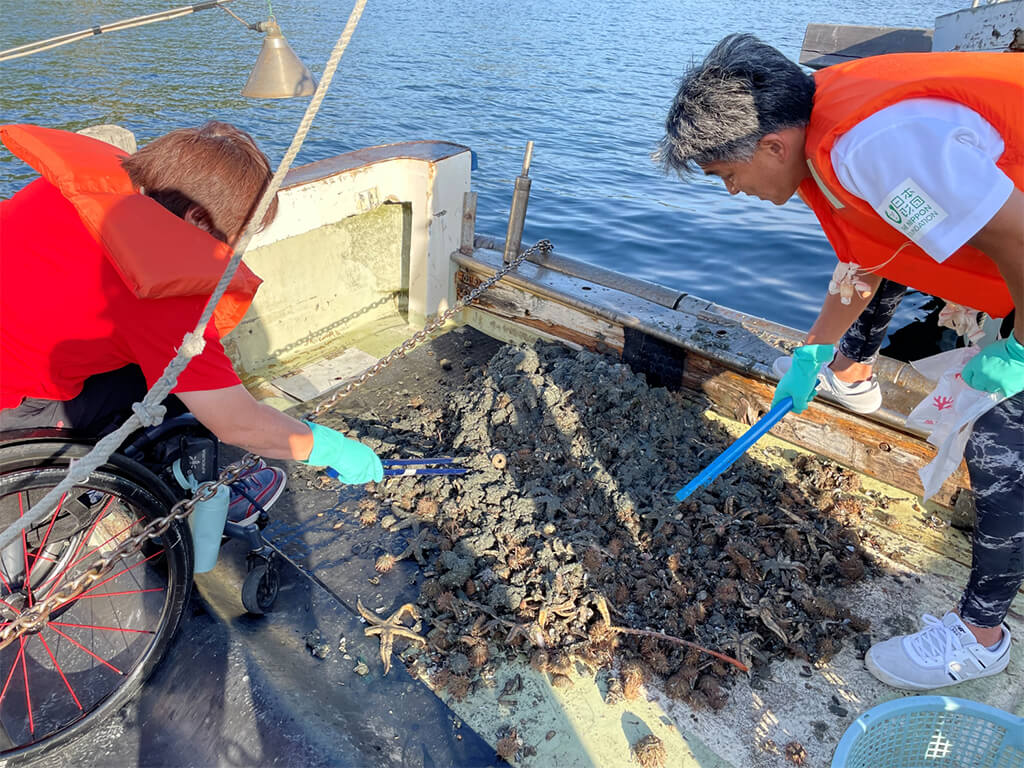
[460,191,478,255]
[0,1,238,62]
[502,141,534,264]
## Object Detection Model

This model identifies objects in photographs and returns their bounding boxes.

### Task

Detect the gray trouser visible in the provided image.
[839,282,1023,628]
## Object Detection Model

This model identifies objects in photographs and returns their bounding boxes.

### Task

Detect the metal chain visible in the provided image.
[0,455,260,649]
[308,238,553,419]
[0,239,550,647]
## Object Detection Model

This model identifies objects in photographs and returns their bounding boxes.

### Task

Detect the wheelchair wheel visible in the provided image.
[241,561,279,615]
[0,438,192,761]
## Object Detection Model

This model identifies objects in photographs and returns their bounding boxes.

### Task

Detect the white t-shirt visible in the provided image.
[830,98,1014,264]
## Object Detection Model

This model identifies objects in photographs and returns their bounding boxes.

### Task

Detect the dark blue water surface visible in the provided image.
[1,1,961,333]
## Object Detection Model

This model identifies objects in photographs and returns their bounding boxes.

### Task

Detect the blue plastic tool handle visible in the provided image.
[674,396,794,502]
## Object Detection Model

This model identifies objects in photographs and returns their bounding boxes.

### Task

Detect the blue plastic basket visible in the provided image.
[832,697,1024,768]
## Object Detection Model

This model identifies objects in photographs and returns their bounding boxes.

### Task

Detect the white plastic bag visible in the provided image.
[906,348,1006,501]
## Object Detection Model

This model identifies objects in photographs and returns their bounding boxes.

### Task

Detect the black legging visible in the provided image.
[837,278,909,365]
[834,282,1023,628]
[960,391,1024,628]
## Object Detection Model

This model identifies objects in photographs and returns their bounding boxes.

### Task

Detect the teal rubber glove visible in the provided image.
[961,334,1024,398]
[303,421,383,484]
[771,344,835,413]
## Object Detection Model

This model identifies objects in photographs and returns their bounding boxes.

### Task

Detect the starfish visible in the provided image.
[503,622,532,647]
[643,507,678,534]
[356,598,427,675]
[386,508,423,533]
[723,628,768,669]
[397,528,433,565]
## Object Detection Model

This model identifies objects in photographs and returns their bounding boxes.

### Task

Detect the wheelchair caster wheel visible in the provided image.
[241,561,279,615]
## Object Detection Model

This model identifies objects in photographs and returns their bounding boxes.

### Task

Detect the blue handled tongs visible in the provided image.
[326,457,469,480]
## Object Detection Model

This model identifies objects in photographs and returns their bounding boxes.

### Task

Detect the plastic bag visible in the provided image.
[906,348,1006,501]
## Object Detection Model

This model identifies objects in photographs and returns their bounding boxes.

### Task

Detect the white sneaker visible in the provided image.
[772,356,882,414]
[865,612,1011,691]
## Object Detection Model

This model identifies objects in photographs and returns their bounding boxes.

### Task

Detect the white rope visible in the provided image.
[132,401,167,427]
[0,0,369,552]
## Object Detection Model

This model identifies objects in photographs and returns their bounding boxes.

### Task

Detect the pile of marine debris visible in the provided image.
[343,341,875,711]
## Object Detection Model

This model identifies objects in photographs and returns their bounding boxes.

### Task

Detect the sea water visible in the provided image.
[1,0,964,342]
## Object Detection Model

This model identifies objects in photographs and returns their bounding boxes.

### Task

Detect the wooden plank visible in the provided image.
[456,270,624,353]
[686,355,969,508]
[800,23,933,69]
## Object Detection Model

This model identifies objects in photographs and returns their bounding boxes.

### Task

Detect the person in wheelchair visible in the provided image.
[0,121,383,525]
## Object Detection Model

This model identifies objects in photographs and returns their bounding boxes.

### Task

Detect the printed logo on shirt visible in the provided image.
[878,178,948,242]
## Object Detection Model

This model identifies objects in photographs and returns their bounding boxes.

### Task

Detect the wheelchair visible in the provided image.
[0,415,280,761]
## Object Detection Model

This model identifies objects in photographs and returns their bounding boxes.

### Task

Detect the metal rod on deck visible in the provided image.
[502,141,534,264]
[460,191,478,255]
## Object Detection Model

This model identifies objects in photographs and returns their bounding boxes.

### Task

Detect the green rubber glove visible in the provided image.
[771,344,835,413]
[303,421,383,484]
[961,334,1024,398]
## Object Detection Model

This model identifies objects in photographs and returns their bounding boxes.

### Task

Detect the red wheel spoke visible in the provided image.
[74,514,145,564]
[50,621,154,635]
[66,587,163,601]
[0,564,12,594]
[41,497,122,597]
[45,626,124,675]
[50,495,115,587]
[54,549,162,611]
[62,514,143,573]
[43,504,140,601]
[19,495,31,608]
[0,640,26,705]
[0,597,20,615]
[20,637,33,735]
[26,492,68,581]
[37,632,83,711]
[77,549,162,596]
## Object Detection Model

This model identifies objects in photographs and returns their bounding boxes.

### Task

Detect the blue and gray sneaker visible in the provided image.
[227,463,287,526]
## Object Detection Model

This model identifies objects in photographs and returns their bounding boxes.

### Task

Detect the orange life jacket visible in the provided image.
[799,52,1022,318]
[0,123,262,337]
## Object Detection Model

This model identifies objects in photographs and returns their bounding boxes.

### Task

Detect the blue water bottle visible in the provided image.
[172,460,229,573]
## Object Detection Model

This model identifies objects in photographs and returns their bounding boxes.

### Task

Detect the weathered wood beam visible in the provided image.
[456,270,624,353]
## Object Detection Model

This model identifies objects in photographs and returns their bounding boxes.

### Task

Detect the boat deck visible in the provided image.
[40,326,1022,768]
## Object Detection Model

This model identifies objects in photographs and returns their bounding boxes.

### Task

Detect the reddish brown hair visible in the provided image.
[121,121,278,243]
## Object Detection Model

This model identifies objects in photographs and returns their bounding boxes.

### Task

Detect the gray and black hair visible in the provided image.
[654,34,815,175]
